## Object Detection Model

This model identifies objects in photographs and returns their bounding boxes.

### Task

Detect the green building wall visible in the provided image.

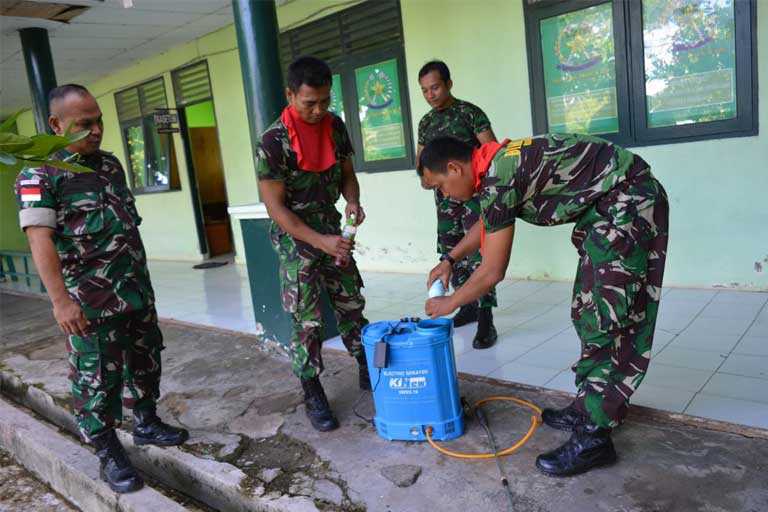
[2,1,766,290]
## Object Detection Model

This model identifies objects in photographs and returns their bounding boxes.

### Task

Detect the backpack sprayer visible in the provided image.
[358,280,542,511]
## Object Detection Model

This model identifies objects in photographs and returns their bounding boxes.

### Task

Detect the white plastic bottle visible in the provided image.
[336,213,357,267]
[428,279,446,298]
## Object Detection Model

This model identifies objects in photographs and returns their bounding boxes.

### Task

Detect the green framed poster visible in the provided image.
[539,2,619,135]
[642,0,736,128]
[354,58,407,162]
[330,73,345,121]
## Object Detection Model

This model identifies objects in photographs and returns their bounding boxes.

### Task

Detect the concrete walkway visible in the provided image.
[2,291,768,512]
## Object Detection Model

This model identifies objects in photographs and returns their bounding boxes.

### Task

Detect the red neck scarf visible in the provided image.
[280,106,336,172]
[471,139,509,253]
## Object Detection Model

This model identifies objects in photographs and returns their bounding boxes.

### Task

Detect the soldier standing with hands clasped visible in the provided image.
[15,84,188,494]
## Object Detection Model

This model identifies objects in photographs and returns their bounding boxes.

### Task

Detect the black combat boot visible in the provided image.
[541,402,588,431]
[535,422,617,477]
[133,405,189,447]
[91,429,144,493]
[356,352,372,391]
[301,376,339,432]
[452,302,479,327]
[472,307,497,349]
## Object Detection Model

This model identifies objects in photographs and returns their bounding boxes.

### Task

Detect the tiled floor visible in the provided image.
[3,259,767,429]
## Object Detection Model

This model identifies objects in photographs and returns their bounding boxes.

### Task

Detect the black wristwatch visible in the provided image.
[440,253,456,267]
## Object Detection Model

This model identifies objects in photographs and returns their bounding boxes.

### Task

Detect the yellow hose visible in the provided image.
[424,396,543,460]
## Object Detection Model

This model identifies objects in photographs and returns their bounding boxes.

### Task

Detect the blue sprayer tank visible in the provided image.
[362,318,464,441]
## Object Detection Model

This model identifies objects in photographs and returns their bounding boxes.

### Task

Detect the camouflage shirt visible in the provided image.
[15,150,154,319]
[479,134,650,233]
[418,98,492,147]
[256,114,354,235]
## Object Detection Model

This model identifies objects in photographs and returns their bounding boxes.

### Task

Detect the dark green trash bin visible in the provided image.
[231,204,338,347]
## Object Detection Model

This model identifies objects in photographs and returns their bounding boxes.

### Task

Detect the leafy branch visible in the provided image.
[0,111,93,174]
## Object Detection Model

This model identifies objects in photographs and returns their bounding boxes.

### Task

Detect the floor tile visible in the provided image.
[543,370,577,394]
[495,329,552,348]
[487,362,561,387]
[493,302,553,331]
[524,282,572,305]
[455,351,504,376]
[667,332,741,353]
[744,323,768,339]
[685,395,768,429]
[698,300,763,320]
[710,290,768,305]
[651,346,728,372]
[631,384,696,414]
[732,337,768,357]
[718,354,768,379]
[515,347,576,370]
[539,330,581,352]
[495,281,549,304]
[451,325,476,356]
[683,316,753,337]
[664,288,717,302]
[700,373,768,404]
[642,363,713,392]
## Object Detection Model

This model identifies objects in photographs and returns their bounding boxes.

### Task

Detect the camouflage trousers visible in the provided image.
[67,307,162,441]
[274,233,368,380]
[435,190,497,308]
[569,169,669,429]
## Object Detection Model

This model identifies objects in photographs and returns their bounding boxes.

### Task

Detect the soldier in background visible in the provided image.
[257,57,369,433]
[416,60,498,349]
[15,84,188,494]
[421,134,669,476]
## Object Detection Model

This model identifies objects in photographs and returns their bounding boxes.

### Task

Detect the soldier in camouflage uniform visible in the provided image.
[15,85,187,494]
[420,134,669,477]
[416,60,498,349]
[257,57,369,432]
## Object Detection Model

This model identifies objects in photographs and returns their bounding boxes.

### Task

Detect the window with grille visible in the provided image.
[115,78,181,193]
[172,61,213,107]
[523,0,758,147]
[279,0,415,172]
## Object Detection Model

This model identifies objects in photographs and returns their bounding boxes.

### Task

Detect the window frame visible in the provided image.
[523,0,758,147]
[115,78,181,194]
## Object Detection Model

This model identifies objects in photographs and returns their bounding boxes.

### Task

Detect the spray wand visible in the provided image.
[475,404,516,512]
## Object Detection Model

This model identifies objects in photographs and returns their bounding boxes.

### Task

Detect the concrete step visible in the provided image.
[0,397,190,512]
[0,370,323,512]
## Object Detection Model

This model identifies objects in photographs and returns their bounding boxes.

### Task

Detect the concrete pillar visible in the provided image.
[231,0,285,161]
[19,28,57,134]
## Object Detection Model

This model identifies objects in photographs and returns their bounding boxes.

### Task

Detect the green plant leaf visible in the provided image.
[0,110,23,133]
[0,151,18,165]
[66,130,89,144]
[0,132,34,153]
[16,133,74,159]
[0,159,24,175]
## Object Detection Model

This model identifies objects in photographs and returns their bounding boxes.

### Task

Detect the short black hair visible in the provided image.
[287,56,332,92]
[418,136,473,176]
[48,84,90,109]
[418,60,450,83]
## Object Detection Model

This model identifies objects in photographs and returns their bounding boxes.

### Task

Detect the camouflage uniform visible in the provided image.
[478,134,669,429]
[257,114,368,380]
[418,99,496,307]
[15,150,161,441]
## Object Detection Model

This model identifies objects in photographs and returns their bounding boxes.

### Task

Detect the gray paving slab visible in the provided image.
[2,292,768,512]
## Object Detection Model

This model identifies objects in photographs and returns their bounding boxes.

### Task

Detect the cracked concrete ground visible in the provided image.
[0,446,78,512]
[2,291,768,512]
